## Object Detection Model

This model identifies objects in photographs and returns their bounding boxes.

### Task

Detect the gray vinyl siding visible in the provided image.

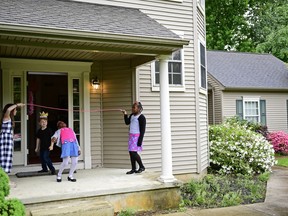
[90,62,103,168]
[199,93,209,171]
[87,0,208,174]
[138,63,199,173]
[223,91,288,133]
[207,75,223,124]
[102,60,133,168]
[208,89,214,124]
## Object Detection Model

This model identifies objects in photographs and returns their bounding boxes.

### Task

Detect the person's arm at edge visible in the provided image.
[137,114,146,146]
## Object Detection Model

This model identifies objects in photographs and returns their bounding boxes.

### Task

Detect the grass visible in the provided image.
[275,154,288,167]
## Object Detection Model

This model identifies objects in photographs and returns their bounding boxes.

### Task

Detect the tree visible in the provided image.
[252,3,288,62]
[206,0,252,51]
[206,0,288,62]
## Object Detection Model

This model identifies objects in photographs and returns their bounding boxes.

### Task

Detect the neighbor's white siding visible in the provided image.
[223,91,288,133]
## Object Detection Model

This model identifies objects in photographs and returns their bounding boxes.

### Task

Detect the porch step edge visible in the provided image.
[28,200,114,216]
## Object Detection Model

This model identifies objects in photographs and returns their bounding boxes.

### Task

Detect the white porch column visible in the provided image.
[158,55,176,183]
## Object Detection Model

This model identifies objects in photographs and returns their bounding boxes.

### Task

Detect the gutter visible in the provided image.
[0,23,190,47]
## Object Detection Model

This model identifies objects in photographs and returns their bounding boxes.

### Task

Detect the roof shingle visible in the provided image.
[207,51,288,89]
[0,0,180,39]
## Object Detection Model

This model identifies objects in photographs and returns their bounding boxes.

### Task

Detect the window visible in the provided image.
[199,41,207,89]
[13,77,22,151]
[236,98,266,125]
[152,49,184,91]
[73,79,80,145]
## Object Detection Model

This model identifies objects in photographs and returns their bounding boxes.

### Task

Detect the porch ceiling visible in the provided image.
[0,0,190,63]
[0,32,182,62]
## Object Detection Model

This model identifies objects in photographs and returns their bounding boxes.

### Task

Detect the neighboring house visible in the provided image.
[208,50,288,133]
[0,0,208,182]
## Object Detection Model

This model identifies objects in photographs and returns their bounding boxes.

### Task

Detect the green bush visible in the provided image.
[0,168,25,216]
[209,118,276,175]
[0,168,10,199]
[0,199,26,216]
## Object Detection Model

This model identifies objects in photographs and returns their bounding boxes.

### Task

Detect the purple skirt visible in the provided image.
[128,133,143,152]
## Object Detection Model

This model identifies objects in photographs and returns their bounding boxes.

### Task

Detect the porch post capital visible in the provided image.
[156,55,170,61]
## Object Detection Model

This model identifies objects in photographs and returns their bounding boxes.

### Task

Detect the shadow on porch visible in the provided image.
[8,168,183,215]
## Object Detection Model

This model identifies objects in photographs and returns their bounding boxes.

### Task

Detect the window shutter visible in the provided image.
[236,100,243,120]
[260,100,266,125]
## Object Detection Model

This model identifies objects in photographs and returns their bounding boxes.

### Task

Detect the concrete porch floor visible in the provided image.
[8,168,182,215]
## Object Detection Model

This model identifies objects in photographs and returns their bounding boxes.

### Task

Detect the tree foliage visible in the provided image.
[206,0,288,62]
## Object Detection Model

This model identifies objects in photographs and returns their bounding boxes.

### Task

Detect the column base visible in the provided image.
[158,175,177,183]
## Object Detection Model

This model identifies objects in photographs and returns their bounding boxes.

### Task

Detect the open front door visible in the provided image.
[27,72,68,164]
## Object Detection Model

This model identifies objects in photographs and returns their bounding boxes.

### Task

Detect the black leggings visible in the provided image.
[129,151,144,170]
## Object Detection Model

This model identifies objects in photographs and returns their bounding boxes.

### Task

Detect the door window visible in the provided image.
[13,77,22,151]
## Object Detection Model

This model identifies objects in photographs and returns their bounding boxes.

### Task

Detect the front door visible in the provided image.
[27,72,68,164]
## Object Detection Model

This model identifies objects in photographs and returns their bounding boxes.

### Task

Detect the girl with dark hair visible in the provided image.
[121,101,146,174]
[0,103,25,173]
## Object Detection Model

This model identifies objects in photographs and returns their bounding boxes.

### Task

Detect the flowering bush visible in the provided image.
[267,131,288,154]
[209,119,276,175]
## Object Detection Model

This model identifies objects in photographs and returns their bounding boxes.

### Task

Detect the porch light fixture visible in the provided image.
[91,77,100,89]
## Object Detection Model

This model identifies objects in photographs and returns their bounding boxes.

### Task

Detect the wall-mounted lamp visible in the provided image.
[91,77,100,89]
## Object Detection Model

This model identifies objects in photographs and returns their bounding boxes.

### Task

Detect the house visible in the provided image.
[0,0,208,182]
[207,50,288,133]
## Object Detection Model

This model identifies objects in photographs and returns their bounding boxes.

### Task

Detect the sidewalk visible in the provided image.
[154,166,288,216]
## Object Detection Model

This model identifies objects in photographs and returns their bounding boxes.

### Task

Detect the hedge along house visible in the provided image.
[0,0,209,182]
[208,50,288,133]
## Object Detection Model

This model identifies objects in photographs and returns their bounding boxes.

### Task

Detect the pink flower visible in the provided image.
[267,131,288,154]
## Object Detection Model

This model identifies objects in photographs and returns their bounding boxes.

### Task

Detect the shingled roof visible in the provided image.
[0,0,179,39]
[207,51,288,89]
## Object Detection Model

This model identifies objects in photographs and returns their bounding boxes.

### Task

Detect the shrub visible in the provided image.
[0,199,26,216]
[267,131,288,155]
[181,173,268,208]
[224,116,269,138]
[0,168,10,199]
[209,118,276,175]
[0,168,25,216]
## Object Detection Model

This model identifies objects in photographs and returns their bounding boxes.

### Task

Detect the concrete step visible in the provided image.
[27,200,114,216]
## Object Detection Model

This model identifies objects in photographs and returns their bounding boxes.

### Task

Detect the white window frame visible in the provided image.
[151,49,185,92]
[163,0,183,2]
[199,37,207,93]
[243,97,261,123]
[197,0,205,10]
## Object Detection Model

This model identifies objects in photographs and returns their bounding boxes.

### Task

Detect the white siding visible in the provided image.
[197,7,205,39]
[223,91,288,133]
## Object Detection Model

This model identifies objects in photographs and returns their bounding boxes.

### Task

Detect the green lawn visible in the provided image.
[276,156,288,167]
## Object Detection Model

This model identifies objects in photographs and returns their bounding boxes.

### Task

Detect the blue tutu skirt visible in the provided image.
[61,141,79,158]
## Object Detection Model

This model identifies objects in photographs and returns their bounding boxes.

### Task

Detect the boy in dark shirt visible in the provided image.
[35,112,55,175]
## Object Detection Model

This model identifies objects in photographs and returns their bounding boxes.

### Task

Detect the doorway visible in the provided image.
[27,72,68,164]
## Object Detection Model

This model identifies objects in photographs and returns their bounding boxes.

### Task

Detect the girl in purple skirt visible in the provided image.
[122,101,146,174]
